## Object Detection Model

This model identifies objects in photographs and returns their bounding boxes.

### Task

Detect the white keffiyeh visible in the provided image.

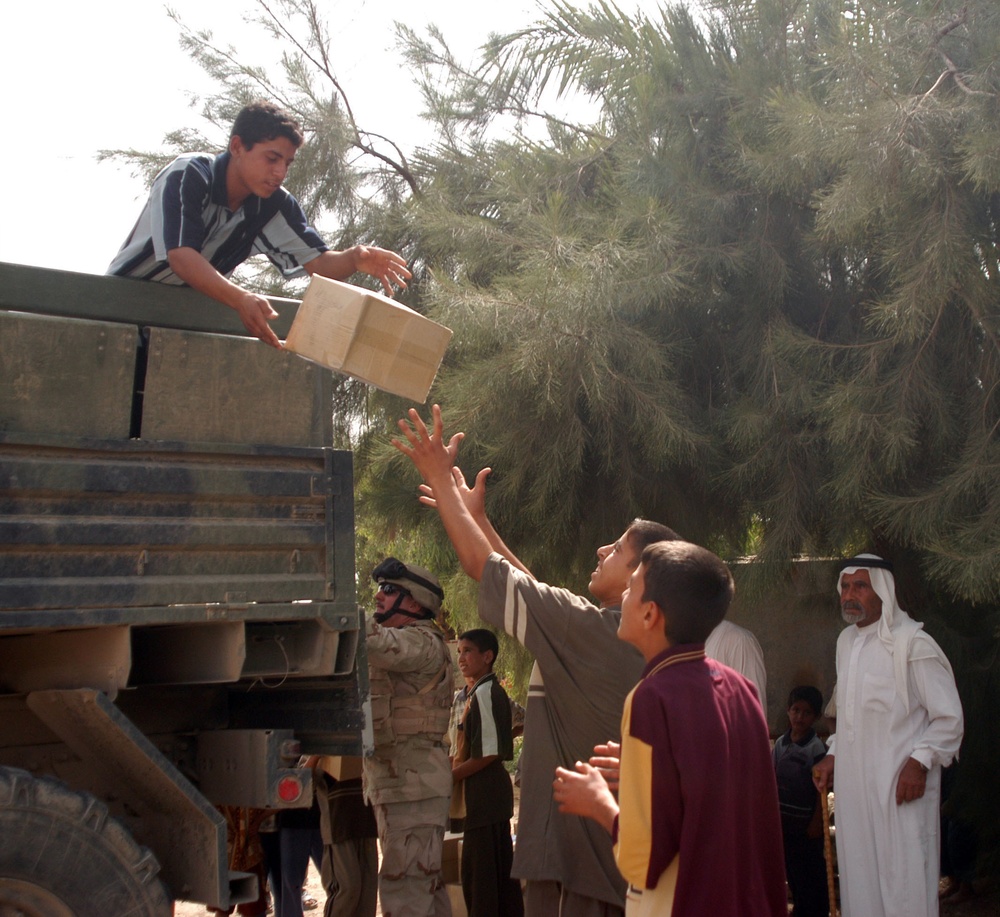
[838,554,954,713]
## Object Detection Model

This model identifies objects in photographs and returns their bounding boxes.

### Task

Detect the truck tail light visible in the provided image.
[276,775,303,803]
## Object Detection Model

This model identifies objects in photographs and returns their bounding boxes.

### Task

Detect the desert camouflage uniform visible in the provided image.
[363,616,455,917]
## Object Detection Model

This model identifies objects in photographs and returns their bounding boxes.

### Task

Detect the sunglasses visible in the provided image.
[371,557,444,601]
[377,583,410,597]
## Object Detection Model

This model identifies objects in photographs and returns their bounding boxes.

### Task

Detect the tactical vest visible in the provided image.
[369,628,453,749]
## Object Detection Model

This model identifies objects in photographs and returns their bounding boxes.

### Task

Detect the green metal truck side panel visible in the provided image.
[0,262,370,909]
[0,261,301,338]
[0,439,342,610]
[143,327,332,447]
[0,311,137,439]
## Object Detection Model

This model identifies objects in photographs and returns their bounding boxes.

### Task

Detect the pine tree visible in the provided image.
[382,0,1000,867]
[103,1,1000,862]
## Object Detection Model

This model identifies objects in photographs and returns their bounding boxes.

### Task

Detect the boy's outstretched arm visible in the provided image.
[167,247,282,348]
[393,405,494,581]
[419,466,534,578]
[304,245,411,297]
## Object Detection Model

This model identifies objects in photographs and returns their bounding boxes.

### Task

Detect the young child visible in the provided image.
[452,629,524,917]
[552,540,786,916]
[447,660,477,833]
[772,685,829,917]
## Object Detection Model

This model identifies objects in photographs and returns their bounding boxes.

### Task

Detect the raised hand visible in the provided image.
[392,405,494,581]
[392,405,465,488]
[353,245,412,297]
[419,467,491,519]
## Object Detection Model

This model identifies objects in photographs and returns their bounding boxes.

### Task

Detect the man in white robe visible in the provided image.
[705,618,768,714]
[812,554,964,917]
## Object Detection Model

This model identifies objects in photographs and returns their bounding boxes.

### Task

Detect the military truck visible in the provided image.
[0,262,372,915]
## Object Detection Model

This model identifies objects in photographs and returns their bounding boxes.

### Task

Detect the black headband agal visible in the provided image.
[839,556,894,573]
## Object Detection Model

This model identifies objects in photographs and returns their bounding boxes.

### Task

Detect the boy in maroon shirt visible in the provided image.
[553,541,786,916]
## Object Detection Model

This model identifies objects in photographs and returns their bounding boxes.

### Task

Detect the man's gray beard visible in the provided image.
[842,608,864,625]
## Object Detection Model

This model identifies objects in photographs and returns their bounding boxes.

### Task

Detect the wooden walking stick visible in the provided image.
[819,787,839,917]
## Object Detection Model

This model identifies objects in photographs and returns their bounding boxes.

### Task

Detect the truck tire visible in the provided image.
[0,766,172,917]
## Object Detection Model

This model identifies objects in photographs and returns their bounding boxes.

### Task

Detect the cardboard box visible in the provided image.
[284,275,452,403]
[441,834,463,885]
[317,755,364,781]
[446,883,467,917]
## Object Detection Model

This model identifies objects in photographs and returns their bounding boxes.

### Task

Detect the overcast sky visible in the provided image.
[1,0,657,276]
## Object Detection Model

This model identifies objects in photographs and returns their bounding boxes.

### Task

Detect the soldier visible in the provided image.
[363,558,455,917]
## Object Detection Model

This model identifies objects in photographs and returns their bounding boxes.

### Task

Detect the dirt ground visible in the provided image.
[174,864,1000,917]
[173,860,335,917]
[170,783,1000,915]
[934,880,999,917]
[174,787,995,917]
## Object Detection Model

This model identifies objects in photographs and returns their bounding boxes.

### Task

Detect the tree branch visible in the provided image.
[252,0,420,194]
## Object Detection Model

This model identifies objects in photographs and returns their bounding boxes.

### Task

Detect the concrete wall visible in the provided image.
[727,559,843,737]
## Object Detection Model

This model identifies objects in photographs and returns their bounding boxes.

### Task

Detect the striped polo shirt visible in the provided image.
[107,151,327,282]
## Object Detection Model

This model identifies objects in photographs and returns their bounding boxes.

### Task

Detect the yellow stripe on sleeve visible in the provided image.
[614,687,654,889]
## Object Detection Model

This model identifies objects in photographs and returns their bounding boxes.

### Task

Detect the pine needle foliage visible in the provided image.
[383,0,1000,866]
[117,0,1000,865]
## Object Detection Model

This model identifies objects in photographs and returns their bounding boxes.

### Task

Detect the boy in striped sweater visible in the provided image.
[452,629,524,917]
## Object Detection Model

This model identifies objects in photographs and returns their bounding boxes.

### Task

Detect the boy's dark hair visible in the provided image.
[626,518,681,560]
[458,628,499,667]
[640,540,734,644]
[231,101,304,150]
[788,685,823,718]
